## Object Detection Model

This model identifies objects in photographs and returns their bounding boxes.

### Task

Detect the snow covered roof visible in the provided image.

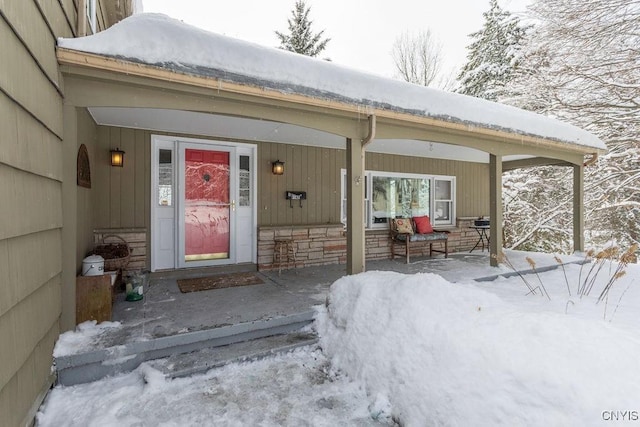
[58,13,606,152]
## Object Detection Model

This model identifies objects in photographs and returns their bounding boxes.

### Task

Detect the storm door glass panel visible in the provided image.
[184,149,230,261]
[158,149,173,206]
[239,155,251,207]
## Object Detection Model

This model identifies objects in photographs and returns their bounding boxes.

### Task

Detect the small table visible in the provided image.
[469,226,490,252]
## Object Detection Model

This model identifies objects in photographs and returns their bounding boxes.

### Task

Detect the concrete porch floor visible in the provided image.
[105,253,490,348]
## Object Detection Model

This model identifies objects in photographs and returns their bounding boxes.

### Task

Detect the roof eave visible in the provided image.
[56,47,606,158]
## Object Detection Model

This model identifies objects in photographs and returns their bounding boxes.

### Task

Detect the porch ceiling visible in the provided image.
[89,106,529,164]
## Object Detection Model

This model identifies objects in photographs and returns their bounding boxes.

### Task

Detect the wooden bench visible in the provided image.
[390,217,448,263]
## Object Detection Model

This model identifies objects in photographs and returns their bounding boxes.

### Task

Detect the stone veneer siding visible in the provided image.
[93,219,489,272]
[258,218,489,270]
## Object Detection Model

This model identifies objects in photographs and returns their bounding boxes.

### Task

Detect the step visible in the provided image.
[55,310,315,386]
[147,331,319,379]
[474,259,588,282]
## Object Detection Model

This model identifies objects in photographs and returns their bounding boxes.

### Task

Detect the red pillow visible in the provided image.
[413,215,433,234]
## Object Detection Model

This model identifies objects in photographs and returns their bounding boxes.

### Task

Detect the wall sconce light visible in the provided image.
[272,160,284,175]
[110,148,125,167]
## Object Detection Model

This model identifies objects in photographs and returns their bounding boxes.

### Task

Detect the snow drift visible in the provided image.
[317,270,640,426]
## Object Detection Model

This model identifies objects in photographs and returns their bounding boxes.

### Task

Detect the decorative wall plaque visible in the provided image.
[77,144,91,188]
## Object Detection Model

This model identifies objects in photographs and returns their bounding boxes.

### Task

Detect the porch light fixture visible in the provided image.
[272,160,284,175]
[110,148,125,167]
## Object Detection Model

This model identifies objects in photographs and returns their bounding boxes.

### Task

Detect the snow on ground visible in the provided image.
[53,320,121,357]
[318,261,640,426]
[57,13,605,151]
[38,348,387,427]
[39,256,640,426]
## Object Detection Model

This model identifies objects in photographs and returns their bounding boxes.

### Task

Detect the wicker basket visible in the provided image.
[91,234,131,271]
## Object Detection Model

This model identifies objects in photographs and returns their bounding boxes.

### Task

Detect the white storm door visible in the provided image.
[151,140,176,271]
[235,147,256,263]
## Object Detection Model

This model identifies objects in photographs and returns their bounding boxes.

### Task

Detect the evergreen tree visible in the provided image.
[457,0,530,101]
[275,1,330,57]
[504,0,640,252]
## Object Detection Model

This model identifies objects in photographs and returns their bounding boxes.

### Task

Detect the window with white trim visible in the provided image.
[434,179,454,224]
[340,170,369,226]
[86,0,97,33]
[341,169,456,229]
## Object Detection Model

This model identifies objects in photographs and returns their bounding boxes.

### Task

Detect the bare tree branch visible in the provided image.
[391,30,448,89]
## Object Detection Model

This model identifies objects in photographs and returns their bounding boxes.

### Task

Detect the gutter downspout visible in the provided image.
[362,114,376,150]
[78,0,87,37]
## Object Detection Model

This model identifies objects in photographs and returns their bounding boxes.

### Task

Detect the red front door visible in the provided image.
[184,149,231,261]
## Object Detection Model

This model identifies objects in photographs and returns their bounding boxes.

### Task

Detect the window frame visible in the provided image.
[340,170,370,226]
[86,0,97,34]
[433,178,456,226]
[340,169,456,229]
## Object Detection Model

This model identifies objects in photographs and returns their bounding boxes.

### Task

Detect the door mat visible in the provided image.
[177,272,264,293]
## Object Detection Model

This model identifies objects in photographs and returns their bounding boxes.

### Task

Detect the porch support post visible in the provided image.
[489,154,503,267]
[573,164,585,253]
[346,137,366,274]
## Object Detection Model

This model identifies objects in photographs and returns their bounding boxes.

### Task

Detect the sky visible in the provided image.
[141,0,531,80]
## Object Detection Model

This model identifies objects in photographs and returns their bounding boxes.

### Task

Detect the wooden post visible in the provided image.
[346,137,366,274]
[490,154,503,267]
[573,164,585,253]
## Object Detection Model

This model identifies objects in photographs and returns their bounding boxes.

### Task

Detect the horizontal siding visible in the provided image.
[0,16,63,138]
[0,165,63,241]
[1,0,60,86]
[0,272,61,401]
[0,1,69,424]
[0,317,58,427]
[35,0,76,38]
[0,239,8,314]
[59,0,78,34]
[0,229,63,318]
[0,92,63,180]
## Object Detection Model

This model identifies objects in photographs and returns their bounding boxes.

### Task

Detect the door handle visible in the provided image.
[231,200,236,211]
